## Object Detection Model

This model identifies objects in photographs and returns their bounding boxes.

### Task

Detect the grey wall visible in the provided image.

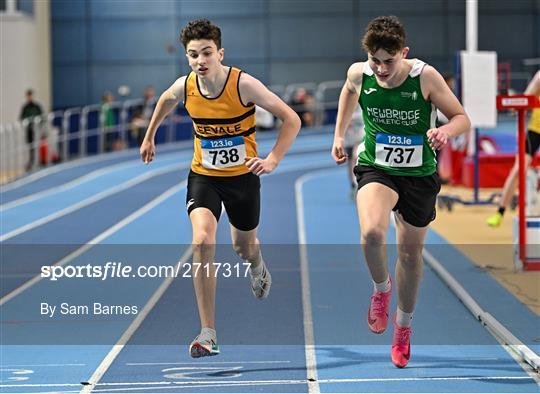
[51,0,540,109]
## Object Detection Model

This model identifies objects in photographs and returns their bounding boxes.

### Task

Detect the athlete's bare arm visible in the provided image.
[421,65,471,151]
[332,62,364,164]
[524,70,540,96]
[238,73,301,176]
[140,76,186,163]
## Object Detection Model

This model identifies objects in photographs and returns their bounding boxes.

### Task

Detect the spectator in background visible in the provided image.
[142,85,156,120]
[290,87,316,127]
[487,70,540,227]
[100,91,117,151]
[344,105,364,199]
[130,86,156,146]
[129,109,147,146]
[19,89,43,170]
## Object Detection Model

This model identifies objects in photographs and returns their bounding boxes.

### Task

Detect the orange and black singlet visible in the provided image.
[184,66,257,177]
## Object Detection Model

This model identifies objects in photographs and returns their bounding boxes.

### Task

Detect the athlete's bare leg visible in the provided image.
[356,182,399,282]
[190,207,218,329]
[393,212,429,313]
[230,225,261,267]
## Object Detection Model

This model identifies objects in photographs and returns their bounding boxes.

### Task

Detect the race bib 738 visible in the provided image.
[201,136,246,169]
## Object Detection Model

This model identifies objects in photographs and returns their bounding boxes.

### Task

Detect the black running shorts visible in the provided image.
[186,170,260,231]
[354,165,441,228]
[525,130,540,156]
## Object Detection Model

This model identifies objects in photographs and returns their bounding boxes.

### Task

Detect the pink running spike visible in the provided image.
[367,279,392,334]
[391,320,412,368]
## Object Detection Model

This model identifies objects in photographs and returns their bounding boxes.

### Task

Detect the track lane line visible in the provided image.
[0,164,187,242]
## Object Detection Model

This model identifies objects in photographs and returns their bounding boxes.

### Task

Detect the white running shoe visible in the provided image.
[189,330,220,358]
[250,263,272,299]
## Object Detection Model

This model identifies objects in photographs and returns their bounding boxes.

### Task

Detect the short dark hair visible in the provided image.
[180,18,221,49]
[362,15,405,55]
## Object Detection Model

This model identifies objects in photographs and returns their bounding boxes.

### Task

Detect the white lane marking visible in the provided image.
[0,151,186,211]
[423,248,540,383]
[0,163,186,242]
[126,361,291,366]
[1,375,533,389]
[1,364,85,367]
[0,181,186,306]
[162,366,243,380]
[0,157,332,308]
[80,160,333,392]
[0,141,194,193]
[0,130,326,194]
[295,170,343,394]
[80,245,193,394]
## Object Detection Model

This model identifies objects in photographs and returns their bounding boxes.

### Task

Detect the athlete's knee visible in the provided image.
[397,246,423,269]
[192,231,215,247]
[362,227,386,245]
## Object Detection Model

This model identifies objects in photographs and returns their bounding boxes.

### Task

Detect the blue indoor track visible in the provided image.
[1,127,538,393]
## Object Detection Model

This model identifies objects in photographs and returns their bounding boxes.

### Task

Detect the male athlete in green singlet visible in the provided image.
[332,15,471,368]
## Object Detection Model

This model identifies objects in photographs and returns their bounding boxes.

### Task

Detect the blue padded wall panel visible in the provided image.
[53,65,89,108]
[89,0,176,17]
[52,21,88,64]
[269,0,353,14]
[269,17,354,58]
[447,15,465,55]
[270,61,350,85]
[355,0,446,14]
[479,14,535,56]
[479,0,534,12]
[91,19,177,61]
[178,0,265,17]
[89,64,178,104]
[51,0,86,18]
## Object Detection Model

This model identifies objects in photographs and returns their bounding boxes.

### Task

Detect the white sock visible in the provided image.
[373,276,391,293]
[249,252,264,276]
[200,327,216,338]
[396,307,413,327]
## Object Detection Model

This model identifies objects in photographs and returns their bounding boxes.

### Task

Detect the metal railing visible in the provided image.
[0,80,345,184]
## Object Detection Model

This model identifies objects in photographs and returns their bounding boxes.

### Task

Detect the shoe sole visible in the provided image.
[190,342,219,358]
[392,360,408,368]
[367,311,387,334]
[391,354,410,368]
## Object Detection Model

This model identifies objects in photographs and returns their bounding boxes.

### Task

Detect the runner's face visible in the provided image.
[186,39,224,78]
[368,47,409,84]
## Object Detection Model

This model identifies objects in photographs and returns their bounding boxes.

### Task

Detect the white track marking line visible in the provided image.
[0,163,186,242]
[126,361,291,366]
[0,363,86,367]
[1,375,532,389]
[0,152,185,211]
[0,159,331,308]
[80,246,193,394]
[0,141,194,192]
[0,182,186,306]
[80,161,333,393]
[294,170,343,394]
[0,131,323,193]
[423,248,540,383]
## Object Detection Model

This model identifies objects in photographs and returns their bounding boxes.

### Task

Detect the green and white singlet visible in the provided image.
[357,60,437,177]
